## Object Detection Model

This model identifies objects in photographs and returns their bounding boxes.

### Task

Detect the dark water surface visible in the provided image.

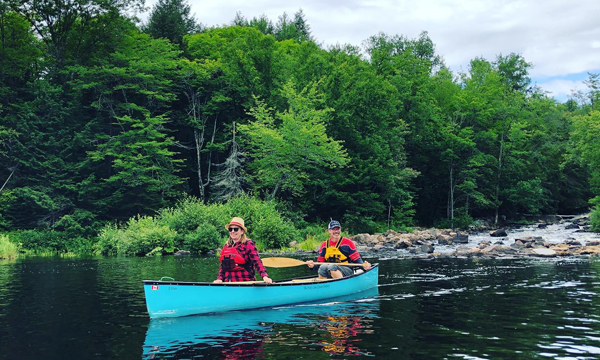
[1,255,600,359]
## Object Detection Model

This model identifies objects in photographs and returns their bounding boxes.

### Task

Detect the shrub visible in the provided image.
[10,229,93,254]
[157,197,228,250]
[183,224,222,254]
[591,205,600,232]
[0,234,18,259]
[224,195,298,249]
[95,194,301,256]
[95,216,176,256]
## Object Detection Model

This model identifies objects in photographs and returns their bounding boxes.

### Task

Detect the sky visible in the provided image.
[140,0,600,102]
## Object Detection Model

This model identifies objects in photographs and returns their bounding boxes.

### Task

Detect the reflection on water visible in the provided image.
[1,255,600,359]
[142,288,380,359]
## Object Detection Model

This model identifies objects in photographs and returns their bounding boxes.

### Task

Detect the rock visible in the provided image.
[350,233,370,245]
[437,234,453,245]
[289,241,299,248]
[174,250,190,256]
[420,244,435,254]
[565,223,580,230]
[478,240,492,248]
[531,248,556,257]
[587,240,600,246]
[490,229,508,237]
[576,245,600,255]
[565,239,582,247]
[452,232,469,244]
[395,239,413,249]
[373,244,384,251]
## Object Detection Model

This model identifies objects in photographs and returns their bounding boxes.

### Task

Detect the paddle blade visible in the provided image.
[261,257,307,268]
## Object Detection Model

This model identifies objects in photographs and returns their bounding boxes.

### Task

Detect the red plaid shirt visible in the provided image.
[217,240,269,282]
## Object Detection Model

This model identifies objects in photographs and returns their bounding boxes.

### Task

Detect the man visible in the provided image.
[306,220,371,278]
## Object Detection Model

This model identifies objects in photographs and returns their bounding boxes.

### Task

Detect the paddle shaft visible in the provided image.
[261,257,370,268]
[312,261,366,267]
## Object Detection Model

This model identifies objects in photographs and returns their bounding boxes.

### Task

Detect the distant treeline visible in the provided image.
[1,0,600,241]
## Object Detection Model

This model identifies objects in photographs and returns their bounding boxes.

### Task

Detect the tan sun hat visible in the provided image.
[225,217,247,232]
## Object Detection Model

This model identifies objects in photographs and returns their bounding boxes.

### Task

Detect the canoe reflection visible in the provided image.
[142,287,379,359]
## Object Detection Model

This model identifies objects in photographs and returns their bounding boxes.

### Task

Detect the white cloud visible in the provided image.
[536,79,582,102]
[143,0,600,100]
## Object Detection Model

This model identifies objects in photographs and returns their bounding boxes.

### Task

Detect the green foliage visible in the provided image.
[95,216,176,256]
[143,0,199,45]
[220,195,299,249]
[11,229,93,254]
[96,194,298,256]
[1,3,599,246]
[0,234,19,259]
[183,224,221,254]
[590,203,600,232]
[240,81,348,200]
[434,209,474,230]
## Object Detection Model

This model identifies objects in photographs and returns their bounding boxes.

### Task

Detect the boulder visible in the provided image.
[490,229,508,237]
[531,248,557,257]
[395,239,413,249]
[576,246,600,255]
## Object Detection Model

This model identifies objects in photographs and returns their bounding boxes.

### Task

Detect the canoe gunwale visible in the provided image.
[143,263,378,287]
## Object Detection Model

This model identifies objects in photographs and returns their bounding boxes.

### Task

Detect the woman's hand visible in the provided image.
[306,260,314,269]
[262,276,273,284]
[213,279,223,283]
[363,261,371,270]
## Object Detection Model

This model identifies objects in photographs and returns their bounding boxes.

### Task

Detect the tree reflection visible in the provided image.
[142,288,379,359]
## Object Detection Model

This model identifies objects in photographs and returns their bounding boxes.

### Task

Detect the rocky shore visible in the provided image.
[287,215,600,259]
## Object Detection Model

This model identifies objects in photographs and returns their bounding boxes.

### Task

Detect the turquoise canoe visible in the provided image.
[143,264,379,318]
[142,287,379,358]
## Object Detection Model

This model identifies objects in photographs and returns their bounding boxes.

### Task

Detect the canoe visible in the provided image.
[143,264,379,318]
[142,287,379,358]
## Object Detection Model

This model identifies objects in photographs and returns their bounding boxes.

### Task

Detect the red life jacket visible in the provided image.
[220,245,247,271]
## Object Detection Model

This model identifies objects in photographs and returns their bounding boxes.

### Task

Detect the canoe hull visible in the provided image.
[143,264,379,318]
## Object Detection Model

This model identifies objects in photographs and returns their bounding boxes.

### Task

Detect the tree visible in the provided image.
[239,81,348,200]
[144,0,199,46]
[71,31,183,218]
[494,53,532,93]
[211,122,246,202]
[570,110,600,228]
[8,0,144,77]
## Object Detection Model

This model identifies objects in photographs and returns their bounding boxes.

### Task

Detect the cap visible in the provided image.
[328,220,341,229]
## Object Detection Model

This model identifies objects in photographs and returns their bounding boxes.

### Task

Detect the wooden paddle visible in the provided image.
[261,257,366,268]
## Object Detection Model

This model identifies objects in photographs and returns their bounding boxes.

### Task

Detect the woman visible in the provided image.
[214,217,273,284]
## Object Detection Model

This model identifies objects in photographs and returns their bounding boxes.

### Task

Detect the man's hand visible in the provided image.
[306,260,314,269]
[363,261,371,270]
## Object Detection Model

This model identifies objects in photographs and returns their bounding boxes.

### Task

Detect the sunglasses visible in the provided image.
[229,227,240,232]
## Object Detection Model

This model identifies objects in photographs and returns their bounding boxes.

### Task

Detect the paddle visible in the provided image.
[261,257,366,268]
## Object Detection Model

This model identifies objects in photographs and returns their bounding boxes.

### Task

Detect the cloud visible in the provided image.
[536,79,581,102]
[143,0,600,101]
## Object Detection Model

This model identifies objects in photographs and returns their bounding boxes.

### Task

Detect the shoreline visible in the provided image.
[274,215,600,260]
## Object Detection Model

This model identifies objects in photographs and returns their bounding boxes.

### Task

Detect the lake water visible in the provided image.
[1,242,600,359]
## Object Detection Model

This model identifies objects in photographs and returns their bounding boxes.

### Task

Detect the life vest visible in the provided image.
[220,244,247,271]
[324,238,348,263]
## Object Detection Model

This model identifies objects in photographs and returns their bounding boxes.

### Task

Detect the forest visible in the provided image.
[1,0,599,255]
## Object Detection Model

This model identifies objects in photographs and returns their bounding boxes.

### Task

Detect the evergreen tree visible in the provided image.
[212,123,246,202]
[144,0,199,45]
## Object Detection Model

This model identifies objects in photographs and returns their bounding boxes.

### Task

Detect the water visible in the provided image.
[1,245,600,359]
